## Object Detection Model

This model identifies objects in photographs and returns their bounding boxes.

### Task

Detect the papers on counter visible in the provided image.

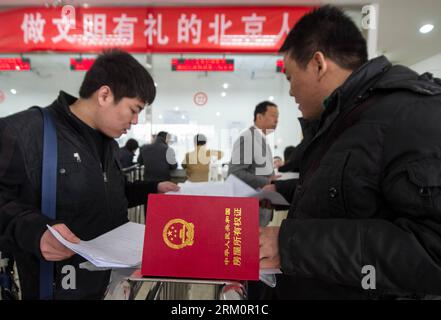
[47,222,144,268]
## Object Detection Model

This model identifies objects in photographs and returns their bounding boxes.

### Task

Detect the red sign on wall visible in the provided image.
[0,58,31,71]
[172,58,234,72]
[193,92,208,106]
[276,59,285,73]
[0,6,312,53]
[70,58,95,71]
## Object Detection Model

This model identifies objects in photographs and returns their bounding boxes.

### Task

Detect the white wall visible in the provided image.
[410,53,441,78]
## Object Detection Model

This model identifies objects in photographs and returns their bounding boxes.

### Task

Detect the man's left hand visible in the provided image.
[259,226,281,269]
[157,181,180,193]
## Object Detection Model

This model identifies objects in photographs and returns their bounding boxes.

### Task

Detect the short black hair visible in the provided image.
[156,131,168,143]
[125,138,139,152]
[194,134,207,146]
[254,101,277,122]
[280,5,368,70]
[79,49,156,105]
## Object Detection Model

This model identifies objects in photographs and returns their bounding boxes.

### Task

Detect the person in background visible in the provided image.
[182,133,223,182]
[228,101,280,189]
[273,156,284,171]
[138,131,177,182]
[118,138,139,169]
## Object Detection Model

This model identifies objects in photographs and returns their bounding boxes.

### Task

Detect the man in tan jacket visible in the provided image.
[182,134,223,182]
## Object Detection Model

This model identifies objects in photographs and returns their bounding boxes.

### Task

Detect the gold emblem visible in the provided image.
[162,218,194,250]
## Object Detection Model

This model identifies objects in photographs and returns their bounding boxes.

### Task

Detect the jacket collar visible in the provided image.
[48,90,114,164]
[326,56,392,114]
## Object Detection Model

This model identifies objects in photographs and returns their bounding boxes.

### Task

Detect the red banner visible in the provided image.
[0,6,312,53]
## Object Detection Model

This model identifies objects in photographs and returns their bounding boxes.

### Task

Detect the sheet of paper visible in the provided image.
[167,175,289,206]
[48,222,145,268]
[276,172,299,181]
[227,175,289,205]
[167,181,234,197]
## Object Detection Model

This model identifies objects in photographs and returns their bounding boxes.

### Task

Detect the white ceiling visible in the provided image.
[0,0,440,65]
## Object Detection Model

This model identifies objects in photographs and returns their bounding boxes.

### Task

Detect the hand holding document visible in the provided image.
[47,222,145,268]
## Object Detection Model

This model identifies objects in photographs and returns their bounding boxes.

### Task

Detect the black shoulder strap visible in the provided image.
[35,107,57,300]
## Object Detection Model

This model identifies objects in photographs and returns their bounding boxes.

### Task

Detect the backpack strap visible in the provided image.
[36,107,58,300]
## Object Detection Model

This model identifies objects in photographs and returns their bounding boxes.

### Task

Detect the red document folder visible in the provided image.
[141,194,259,281]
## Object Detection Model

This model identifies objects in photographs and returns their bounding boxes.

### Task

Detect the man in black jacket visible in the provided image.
[260,6,441,299]
[138,131,178,182]
[0,49,179,299]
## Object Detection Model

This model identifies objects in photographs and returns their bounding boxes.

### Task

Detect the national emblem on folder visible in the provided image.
[162,218,194,249]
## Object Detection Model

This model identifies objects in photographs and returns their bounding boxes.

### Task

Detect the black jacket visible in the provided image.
[138,140,177,182]
[277,56,441,299]
[278,118,319,174]
[275,118,319,204]
[0,91,157,299]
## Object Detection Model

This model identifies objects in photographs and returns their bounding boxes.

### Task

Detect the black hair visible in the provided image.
[125,138,139,152]
[79,49,156,105]
[254,101,277,122]
[280,5,368,70]
[156,131,168,143]
[194,134,207,146]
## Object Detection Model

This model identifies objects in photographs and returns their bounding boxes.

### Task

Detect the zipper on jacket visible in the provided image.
[101,146,112,222]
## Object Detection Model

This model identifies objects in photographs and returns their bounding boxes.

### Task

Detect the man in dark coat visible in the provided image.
[0,49,179,299]
[138,131,177,182]
[260,5,441,299]
[118,138,139,169]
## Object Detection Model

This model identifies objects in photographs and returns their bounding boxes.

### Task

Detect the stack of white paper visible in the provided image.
[48,222,145,268]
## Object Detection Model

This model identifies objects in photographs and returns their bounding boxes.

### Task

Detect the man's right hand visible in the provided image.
[157,181,180,193]
[268,175,281,183]
[40,224,80,261]
[262,184,276,192]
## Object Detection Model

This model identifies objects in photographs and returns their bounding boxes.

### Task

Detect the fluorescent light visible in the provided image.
[420,24,434,34]
[221,92,226,97]
[269,96,274,101]
[10,89,17,94]
[223,83,229,89]
[216,112,221,117]
[174,107,179,111]
[181,115,186,120]
[158,114,163,119]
